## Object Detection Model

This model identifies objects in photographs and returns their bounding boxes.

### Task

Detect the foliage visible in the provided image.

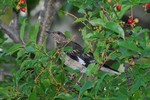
[0,0,150,99]
[0,0,14,15]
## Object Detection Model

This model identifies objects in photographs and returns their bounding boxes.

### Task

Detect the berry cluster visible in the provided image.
[128,18,139,24]
[143,3,150,13]
[127,18,139,27]
[105,1,150,28]
[120,17,139,28]
[16,0,26,12]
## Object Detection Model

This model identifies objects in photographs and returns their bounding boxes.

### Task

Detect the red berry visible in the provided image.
[128,18,133,24]
[147,4,150,9]
[116,5,121,11]
[21,7,26,12]
[20,0,25,4]
[21,0,25,2]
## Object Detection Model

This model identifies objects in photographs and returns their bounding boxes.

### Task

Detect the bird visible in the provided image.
[47,31,120,76]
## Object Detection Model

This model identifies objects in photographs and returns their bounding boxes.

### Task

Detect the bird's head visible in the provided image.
[46,31,68,46]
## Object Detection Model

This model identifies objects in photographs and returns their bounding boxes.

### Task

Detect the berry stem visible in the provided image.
[130,2,133,18]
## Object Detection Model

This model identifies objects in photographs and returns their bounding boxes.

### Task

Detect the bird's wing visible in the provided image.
[66,41,95,67]
[65,41,120,74]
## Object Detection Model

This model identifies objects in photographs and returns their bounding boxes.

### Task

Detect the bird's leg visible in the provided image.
[68,73,75,80]
[76,73,84,86]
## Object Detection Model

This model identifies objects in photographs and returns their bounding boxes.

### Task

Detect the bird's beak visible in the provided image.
[46,31,55,35]
[45,30,50,34]
[46,30,54,34]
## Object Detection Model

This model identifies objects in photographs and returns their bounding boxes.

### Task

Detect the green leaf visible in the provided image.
[130,77,143,94]
[138,63,150,69]
[54,93,73,100]
[85,63,99,76]
[63,46,73,53]
[137,0,150,3]
[6,44,22,55]
[79,81,93,96]
[17,48,25,59]
[81,27,87,40]
[25,46,35,53]
[118,40,142,53]
[105,22,125,39]
[81,97,92,100]
[89,19,105,27]
[132,26,149,37]
[89,19,125,38]
[94,74,108,95]
[29,22,40,43]
[64,31,71,38]
[141,46,150,57]
[21,60,31,68]
[20,19,27,42]
[118,5,131,19]
[28,90,36,100]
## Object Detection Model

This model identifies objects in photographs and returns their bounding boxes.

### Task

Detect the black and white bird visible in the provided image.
[47,31,120,75]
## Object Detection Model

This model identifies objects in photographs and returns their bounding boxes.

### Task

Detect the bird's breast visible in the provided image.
[64,55,87,73]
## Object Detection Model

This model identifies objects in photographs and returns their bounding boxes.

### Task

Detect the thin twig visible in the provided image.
[64,11,90,29]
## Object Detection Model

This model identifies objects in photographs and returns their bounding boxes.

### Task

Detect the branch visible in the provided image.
[0,71,12,82]
[0,22,20,43]
[38,0,63,44]
[0,9,20,43]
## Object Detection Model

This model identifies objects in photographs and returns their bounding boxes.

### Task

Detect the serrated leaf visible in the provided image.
[20,19,27,42]
[89,19,105,27]
[118,40,142,53]
[6,44,22,55]
[79,81,93,96]
[85,63,99,76]
[105,22,125,39]
[89,19,125,39]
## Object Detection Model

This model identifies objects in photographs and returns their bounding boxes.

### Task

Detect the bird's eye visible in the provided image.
[57,32,61,35]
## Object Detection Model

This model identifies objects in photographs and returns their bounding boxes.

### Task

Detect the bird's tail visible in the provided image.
[100,64,121,75]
